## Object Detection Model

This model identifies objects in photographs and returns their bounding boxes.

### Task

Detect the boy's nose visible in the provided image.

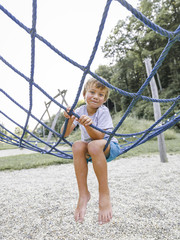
[93,94,98,99]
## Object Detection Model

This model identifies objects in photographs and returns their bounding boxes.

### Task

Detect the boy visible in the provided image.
[61,78,121,224]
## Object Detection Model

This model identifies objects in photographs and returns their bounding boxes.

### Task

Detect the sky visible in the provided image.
[0,0,138,132]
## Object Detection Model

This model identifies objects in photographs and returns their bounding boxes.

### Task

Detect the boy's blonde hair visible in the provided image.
[83,78,109,101]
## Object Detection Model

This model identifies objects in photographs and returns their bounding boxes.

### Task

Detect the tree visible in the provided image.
[0,123,7,137]
[14,127,23,137]
[100,0,180,119]
[14,126,29,138]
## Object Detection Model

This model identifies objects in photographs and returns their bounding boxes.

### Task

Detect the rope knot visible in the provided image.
[30,28,36,38]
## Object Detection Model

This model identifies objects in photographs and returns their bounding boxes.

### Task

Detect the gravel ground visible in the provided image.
[0,154,180,240]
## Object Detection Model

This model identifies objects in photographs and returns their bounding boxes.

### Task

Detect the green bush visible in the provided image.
[113,112,177,140]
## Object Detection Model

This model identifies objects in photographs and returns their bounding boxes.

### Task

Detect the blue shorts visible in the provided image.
[86,141,121,163]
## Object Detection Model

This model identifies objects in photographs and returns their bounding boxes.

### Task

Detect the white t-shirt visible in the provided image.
[73,105,118,143]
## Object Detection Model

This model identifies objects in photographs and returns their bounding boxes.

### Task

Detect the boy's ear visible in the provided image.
[103,96,108,103]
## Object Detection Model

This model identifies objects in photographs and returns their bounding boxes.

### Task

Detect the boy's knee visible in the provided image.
[72,141,81,152]
[88,141,102,156]
[72,141,87,154]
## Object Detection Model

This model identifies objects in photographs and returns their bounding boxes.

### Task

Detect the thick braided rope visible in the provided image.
[0,3,179,103]
[0,92,72,157]
[19,0,37,147]
[52,0,113,154]
[104,36,180,149]
[0,0,180,158]
[1,3,179,104]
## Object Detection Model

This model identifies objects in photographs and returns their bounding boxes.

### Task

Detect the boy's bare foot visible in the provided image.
[74,192,91,223]
[98,194,112,225]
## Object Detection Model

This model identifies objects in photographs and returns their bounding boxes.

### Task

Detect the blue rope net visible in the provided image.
[0,0,180,159]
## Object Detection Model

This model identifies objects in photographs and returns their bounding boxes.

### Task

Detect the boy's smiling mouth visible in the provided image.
[90,101,99,105]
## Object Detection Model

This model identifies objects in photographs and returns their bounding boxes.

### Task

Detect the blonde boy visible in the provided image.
[61,78,121,224]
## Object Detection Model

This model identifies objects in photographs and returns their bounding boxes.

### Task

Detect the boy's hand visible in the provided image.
[63,107,75,121]
[78,115,92,126]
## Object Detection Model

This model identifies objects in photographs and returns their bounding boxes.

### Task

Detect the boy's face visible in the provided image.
[84,84,107,109]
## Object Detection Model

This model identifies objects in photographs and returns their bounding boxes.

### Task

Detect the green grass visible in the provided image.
[0,113,179,171]
[113,112,178,140]
[0,143,18,150]
[0,153,72,171]
[120,137,180,158]
[0,136,179,171]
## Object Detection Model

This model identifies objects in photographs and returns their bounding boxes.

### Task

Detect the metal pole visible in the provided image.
[144,58,168,163]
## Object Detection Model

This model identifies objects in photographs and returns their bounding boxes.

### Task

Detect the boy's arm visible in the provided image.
[85,125,105,140]
[61,108,76,138]
[78,115,105,140]
[61,118,76,138]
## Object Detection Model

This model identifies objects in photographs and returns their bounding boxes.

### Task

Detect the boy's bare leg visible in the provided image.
[72,141,91,223]
[88,140,112,225]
